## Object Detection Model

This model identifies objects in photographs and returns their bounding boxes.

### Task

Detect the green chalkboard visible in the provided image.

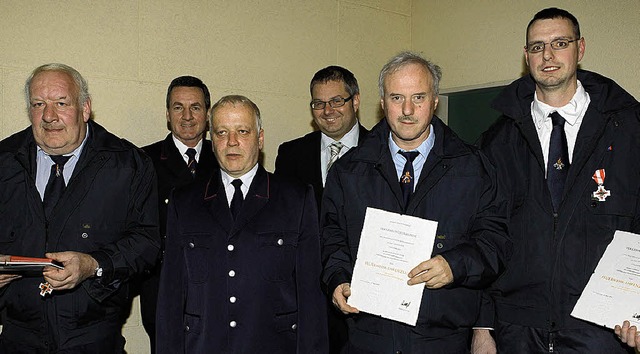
[444,86,504,145]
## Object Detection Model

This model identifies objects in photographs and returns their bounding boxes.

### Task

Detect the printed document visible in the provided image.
[571,230,640,328]
[348,207,437,326]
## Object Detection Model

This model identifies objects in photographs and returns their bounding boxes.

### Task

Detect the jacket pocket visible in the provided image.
[184,233,211,284]
[256,232,298,281]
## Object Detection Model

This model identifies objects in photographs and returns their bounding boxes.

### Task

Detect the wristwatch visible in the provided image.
[95,265,103,277]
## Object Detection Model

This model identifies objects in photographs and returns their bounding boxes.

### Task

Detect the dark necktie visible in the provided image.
[186,148,197,178]
[230,179,243,220]
[399,150,419,211]
[43,155,72,218]
[547,111,570,211]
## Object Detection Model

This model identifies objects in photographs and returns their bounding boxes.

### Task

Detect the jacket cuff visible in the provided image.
[89,250,114,283]
[327,269,351,296]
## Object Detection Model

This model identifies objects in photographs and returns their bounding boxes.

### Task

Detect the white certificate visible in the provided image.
[347,207,437,326]
[571,230,640,328]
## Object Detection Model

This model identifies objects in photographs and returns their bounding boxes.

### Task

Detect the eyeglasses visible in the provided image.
[525,38,580,53]
[310,95,353,110]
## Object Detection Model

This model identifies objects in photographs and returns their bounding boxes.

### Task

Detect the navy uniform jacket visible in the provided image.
[322,118,511,353]
[479,70,640,351]
[274,124,369,212]
[0,121,159,352]
[137,134,218,350]
[156,166,328,353]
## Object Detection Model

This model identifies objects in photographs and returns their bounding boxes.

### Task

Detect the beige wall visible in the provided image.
[1,1,638,353]
[413,0,640,97]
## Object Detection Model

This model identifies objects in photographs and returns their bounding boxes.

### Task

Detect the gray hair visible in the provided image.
[210,95,262,131]
[25,63,90,110]
[378,51,442,97]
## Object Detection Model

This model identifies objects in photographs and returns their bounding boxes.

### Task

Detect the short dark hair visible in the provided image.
[527,8,581,43]
[166,76,211,110]
[310,66,359,97]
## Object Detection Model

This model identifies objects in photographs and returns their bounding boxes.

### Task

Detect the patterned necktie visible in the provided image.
[327,142,344,172]
[186,148,197,178]
[399,150,420,211]
[230,179,243,220]
[43,155,72,218]
[547,111,570,211]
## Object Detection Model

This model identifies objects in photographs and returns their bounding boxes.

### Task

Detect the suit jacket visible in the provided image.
[156,166,328,353]
[138,134,218,352]
[143,133,218,243]
[274,124,369,211]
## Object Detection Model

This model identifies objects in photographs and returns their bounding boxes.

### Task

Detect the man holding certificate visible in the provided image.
[477,7,640,353]
[321,51,511,353]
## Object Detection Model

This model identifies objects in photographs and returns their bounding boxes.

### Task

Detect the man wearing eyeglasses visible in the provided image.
[477,7,640,353]
[275,66,369,215]
[275,66,369,353]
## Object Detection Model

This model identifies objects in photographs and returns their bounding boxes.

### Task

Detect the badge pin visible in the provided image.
[401,172,412,184]
[553,158,565,170]
[39,282,53,297]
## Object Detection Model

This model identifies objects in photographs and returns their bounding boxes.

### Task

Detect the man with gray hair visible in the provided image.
[0,63,159,352]
[157,95,328,353]
[321,52,511,352]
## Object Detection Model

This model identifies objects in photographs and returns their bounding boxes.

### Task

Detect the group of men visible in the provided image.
[0,6,638,354]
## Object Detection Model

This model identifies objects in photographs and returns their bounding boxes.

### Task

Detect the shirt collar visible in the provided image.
[172,135,203,158]
[532,80,590,129]
[388,123,435,158]
[220,163,259,190]
[320,122,360,151]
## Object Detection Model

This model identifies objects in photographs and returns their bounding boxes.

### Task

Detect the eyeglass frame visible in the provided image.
[525,37,581,54]
[310,95,354,110]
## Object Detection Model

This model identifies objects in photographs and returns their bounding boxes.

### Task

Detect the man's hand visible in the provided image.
[407,255,454,288]
[615,320,640,354]
[0,254,21,288]
[471,329,497,354]
[332,283,359,315]
[43,251,99,290]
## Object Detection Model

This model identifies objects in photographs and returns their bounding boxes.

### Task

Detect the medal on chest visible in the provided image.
[591,169,611,202]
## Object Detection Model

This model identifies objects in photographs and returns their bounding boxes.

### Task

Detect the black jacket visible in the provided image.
[275,124,369,213]
[479,70,640,331]
[157,166,328,353]
[321,117,510,352]
[0,121,160,351]
[136,134,218,350]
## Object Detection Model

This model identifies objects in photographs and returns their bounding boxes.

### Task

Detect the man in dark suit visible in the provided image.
[156,95,328,353]
[275,66,368,212]
[275,66,367,352]
[138,76,218,353]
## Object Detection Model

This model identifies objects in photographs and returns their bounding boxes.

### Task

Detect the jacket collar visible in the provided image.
[203,165,270,235]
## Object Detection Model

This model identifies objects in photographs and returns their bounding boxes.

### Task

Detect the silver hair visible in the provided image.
[25,63,90,110]
[378,51,442,97]
[210,95,262,131]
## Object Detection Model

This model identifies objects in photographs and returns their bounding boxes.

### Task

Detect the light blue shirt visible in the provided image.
[388,125,436,191]
[35,126,90,200]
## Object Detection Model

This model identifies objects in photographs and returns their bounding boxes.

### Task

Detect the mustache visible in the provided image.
[41,122,65,130]
[397,115,417,123]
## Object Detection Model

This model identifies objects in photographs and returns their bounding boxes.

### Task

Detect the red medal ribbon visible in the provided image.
[592,169,605,186]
